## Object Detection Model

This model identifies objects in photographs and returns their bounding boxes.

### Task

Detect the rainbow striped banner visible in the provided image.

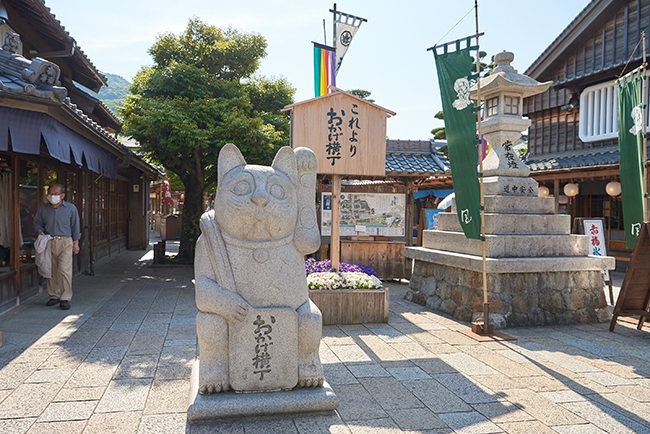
[313,42,336,97]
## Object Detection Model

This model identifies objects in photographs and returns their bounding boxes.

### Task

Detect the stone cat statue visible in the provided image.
[194,144,323,394]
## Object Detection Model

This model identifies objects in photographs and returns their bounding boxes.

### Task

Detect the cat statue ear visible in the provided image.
[272,146,298,186]
[218,144,247,186]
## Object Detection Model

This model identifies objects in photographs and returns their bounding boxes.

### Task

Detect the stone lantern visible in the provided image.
[471,51,551,195]
[403,50,616,329]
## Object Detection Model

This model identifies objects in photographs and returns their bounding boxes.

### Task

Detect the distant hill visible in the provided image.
[97,72,131,115]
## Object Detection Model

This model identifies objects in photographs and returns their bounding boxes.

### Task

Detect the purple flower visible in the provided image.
[305,259,376,277]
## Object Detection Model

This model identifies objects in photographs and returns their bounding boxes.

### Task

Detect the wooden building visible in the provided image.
[316,139,450,279]
[523,0,650,259]
[0,0,160,313]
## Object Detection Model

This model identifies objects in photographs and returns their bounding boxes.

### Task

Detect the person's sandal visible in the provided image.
[59,301,70,310]
[46,298,60,306]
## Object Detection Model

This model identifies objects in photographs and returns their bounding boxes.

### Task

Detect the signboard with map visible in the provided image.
[321,192,406,237]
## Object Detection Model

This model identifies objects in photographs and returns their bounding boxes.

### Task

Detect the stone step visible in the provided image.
[422,230,588,258]
[437,212,571,235]
[404,246,615,274]
[452,195,555,215]
[482,176,538,197]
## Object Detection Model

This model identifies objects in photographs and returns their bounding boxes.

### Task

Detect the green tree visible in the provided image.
[348,89,375,103]
[121,18,294,262]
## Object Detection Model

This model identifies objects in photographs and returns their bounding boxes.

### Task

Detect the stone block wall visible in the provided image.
[405,260,611,328]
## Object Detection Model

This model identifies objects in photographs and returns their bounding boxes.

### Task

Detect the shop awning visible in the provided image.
[413,189,453,199]
[0,107,117,178]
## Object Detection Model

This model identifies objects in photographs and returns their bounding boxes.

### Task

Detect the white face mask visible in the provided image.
[47,195,61,205]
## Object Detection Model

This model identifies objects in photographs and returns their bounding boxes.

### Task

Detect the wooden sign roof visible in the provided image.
[282,89,396,177]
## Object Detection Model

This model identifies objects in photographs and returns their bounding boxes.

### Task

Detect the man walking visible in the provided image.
[34,183,80,310]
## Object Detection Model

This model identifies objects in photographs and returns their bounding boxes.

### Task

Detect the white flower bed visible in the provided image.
[307,271,383,290]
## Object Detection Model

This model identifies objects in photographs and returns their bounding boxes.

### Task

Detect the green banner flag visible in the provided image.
[433,41,482,240]
[617,68,646,249]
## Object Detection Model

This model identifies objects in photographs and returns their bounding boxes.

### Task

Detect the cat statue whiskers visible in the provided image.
[194,144,323,394]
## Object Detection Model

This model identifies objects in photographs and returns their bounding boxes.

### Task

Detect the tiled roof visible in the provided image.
[385,139,449,176]
[524,147,622,172]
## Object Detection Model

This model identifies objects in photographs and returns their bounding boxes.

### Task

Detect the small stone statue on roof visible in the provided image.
[2,31,19,53]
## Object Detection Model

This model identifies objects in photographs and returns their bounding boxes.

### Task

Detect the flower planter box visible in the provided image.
[309,288,389,325]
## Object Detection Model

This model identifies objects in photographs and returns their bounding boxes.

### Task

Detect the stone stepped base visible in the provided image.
[404,259,612,328]
[404,246,615,273]
[482,176,538,197]
[437,212,571,235]
[422,230,588,258]
[453,195,555,214]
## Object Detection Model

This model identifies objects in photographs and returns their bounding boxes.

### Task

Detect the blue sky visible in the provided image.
[45,0,588,139]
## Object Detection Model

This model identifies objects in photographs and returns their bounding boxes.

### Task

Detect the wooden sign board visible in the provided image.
[283,90,395,177]
[610,222,650,332]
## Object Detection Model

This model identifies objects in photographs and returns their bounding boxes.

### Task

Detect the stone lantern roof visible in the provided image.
[470,51,553,100]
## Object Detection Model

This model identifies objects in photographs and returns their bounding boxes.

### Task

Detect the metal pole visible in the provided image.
[332,4,337,55]
[475,0,490,335]
[643,32,648,222]
[323,19,327,45]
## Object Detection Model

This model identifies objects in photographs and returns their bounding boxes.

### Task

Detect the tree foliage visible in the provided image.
[121,17,295,262]
[348,89,375,103]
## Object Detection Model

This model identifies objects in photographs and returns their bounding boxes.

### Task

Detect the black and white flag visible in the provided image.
[332,8,366,74]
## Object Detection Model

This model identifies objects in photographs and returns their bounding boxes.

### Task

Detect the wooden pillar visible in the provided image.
[554,178,560,214]
[404,179,415,279]
[330,174,341,270]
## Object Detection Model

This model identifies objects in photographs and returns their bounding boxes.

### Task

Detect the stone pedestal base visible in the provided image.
[405,260,611,328]
[187,361,339,423]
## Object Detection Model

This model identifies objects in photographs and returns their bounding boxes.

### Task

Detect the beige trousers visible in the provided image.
[46,237,73,302]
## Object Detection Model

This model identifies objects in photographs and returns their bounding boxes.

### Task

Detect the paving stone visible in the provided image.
[95,378,152,413]
[438,353,499,376]
[110,323,140,331]
[390,342,436,359]
[581,371,636,387]
[495,420,556,434]
[190,420,244,434]
[390,407,447,430]
[153,363,192,380]
[37,400,97,422]
[366,324,413,344]
[502,388,586,426]
[430,330,480,346]
[472,374,520,392]
[26,420,86,434]
[143,379,189,414]
[586,391,650,428]
[322,335,357,346]
[137,413,187,434]
[438,411,502,434]
[561,400,650,434]
[127,332,166,356]
[346,417,402,434]
[54,386,105,402]
[24,368,74,384]
[96,330,137,347]
[538,390,588,403]
[385,366,431,381]
[421,343,459,354]
[332,383,389,421]
[472,401,534,423]
[403,379,472,413]
[342,363,389,379]
[114,355,159,379]
[359,377,424,410]
[0,363,40,389]
[329,345,373,364]
[84,410,142,434]
[551,424,607,434]
[0,417,36,434]
[554,336,624,357]
[85,346,129,364]
[293,413,352,434]
[323,364,359,385]
[512,375,570,392]
[242,418,298,434]
[434,373,501,404]
[158,345,196,366]
[66,365,117,388]
[0,382,61,418]
[473,353,541,378]
[357,335,408,362]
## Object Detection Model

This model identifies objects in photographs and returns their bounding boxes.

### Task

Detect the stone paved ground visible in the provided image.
[0,243,647,433]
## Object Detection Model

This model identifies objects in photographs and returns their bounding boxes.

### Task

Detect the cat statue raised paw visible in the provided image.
[194,144,323,394]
